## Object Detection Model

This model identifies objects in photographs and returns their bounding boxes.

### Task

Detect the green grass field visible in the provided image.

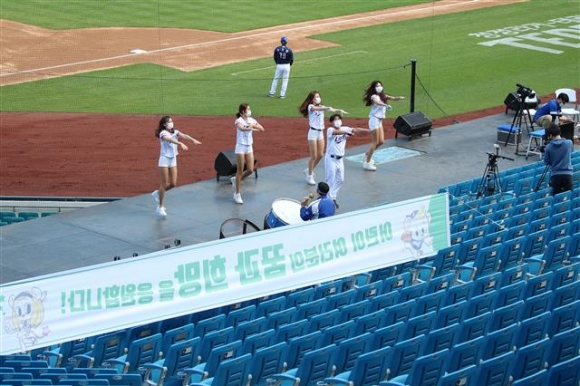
[1,0,578,119]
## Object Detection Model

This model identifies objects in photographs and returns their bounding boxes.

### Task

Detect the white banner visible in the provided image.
[0,194,449,354]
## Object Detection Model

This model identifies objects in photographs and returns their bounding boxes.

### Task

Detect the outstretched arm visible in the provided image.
[179,133,202,145]
[162,134,189,150]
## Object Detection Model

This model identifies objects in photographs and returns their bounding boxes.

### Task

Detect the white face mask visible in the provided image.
[375,86,383,93]
[246,110,252,117]
[313,96,321,105]
[333,119,342,128]
[166,121,174,130]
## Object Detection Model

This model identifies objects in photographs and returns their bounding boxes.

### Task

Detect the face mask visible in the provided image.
[375,86,383,93]
[166,122,174,130]
[313,97,321,104]
[246,110,252,117]
[333,119,342,128]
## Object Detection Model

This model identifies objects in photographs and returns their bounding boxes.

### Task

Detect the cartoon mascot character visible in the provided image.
[4,287,50,352]
[401,206,434,258]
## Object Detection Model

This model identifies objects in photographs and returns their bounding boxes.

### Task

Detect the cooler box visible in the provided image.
[497,124,521,146]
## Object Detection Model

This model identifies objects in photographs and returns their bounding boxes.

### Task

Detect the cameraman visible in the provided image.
[543,123,574,195]
[533,93,573,129]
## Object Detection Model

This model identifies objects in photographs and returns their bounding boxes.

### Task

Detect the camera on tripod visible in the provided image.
[516,83,535,100]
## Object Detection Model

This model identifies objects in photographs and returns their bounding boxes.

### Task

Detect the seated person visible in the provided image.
[533,93,573,129]
[300,181,335,220]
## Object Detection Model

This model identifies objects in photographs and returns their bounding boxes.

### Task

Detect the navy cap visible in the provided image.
[281,36,288,44]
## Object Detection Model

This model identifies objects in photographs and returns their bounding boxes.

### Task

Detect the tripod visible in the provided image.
[475,150,515,198]
[534,165,550,192]
[505,97,534,156]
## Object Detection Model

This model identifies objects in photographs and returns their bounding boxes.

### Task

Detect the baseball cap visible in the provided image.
[281,36,288,44]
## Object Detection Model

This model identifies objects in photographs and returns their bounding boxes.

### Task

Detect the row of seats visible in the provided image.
[3,155,579,385]
[2,255,578,384]
[441,151,580,199]
[0,211,57,227]
[3,321,580,385]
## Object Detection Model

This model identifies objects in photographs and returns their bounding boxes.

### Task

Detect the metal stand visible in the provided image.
[475,149,514,198]
[534,165,550,192]
[504,98,534,156]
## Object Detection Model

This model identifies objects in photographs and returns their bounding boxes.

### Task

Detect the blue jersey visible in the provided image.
[300,195,335,220]
[273,45,294,65]
[533,99,560,122]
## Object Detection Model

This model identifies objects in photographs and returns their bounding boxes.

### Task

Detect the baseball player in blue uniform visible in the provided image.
[268,36,294,99]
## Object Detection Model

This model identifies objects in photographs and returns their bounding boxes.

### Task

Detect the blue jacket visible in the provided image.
[533,99,560,122]
[544,138,573,176]
[300,195,335,220]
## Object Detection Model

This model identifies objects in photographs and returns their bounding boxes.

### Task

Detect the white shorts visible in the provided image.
[308,128,324,141]
[368,117,383,131]
[158,155,177,168]
[235,144,253,154]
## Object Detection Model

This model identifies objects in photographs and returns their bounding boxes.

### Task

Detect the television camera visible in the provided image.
[516,83,536,100]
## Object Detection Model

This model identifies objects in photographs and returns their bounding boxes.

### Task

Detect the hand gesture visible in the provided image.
[179,143,189,151]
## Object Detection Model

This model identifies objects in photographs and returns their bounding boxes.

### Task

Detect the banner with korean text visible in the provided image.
[0,193,449,354]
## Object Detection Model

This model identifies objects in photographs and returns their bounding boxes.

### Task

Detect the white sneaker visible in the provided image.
[151,190,159,205]
[306,174,316,185]
[230,176,237,190]
[156,205,167,217]
[363,162,377,171]
[233,192,243,204]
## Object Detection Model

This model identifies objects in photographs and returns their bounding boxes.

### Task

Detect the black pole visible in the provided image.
[410,59,416,113]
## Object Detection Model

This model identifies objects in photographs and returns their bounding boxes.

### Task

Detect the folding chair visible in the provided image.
[424,323,459,354]
[104,333,162,374]
[380,349,448,386]
[481,324,518,361]
[241,329,275,355]
[457,312,491,343]
[444,336,485,372]
[511,338,550,381]
[141,337,201,386]
[320,320,355,347]
[370,322,406,351]
[187,353,251,386]
[546,355,580,386]
[384,335,426,381]
[284,331,323,370]
[269,344,338,386]
[515,311,551,348]
[181,341,242,384]
[548,300,580,337]
[324,346,391,386]
[546,325,580,366]
[332,333,373,374]
[248,342,288,384]
[476,350,515,386]
[436,365,477,386]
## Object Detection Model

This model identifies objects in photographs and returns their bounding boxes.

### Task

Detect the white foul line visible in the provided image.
[230,50,367,76]
[1,1,480,78]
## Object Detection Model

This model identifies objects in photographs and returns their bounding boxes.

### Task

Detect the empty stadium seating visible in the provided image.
[2,157,580,385]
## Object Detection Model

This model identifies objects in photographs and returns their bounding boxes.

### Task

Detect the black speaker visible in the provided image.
[215,150,237,177]
[214,150,258,181]
[504,92,521,113]
[394,112,432,140]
